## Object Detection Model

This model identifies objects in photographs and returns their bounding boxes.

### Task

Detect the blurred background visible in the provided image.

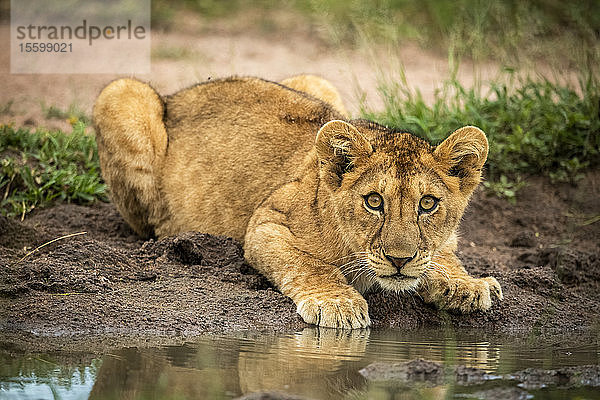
[2,0,598,118]
[0,0,598,214]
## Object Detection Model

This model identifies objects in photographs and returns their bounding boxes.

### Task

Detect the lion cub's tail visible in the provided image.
[93,78,168,238]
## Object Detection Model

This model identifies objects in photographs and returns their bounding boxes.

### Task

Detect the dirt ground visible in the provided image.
[1,171,599,343]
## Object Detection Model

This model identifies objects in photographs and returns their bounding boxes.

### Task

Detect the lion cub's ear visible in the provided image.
[315,120,373,186]
[434,126,489,193]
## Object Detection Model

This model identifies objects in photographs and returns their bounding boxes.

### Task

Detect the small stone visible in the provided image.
[359,359,444,384]
[510,232,536,248]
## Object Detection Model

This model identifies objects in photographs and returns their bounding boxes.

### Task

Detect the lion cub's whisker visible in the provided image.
[428,261,450,281]
[327,251,369,265]
[329,251,368,264]
[330,256,372,282]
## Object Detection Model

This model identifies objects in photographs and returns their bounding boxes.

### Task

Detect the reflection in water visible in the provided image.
[0,358,99,400]
[238,329,370,398]
[1,328,599,399]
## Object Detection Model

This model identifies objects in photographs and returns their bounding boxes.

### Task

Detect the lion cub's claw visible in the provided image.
[435,276,503,313]
[296,290,371,329]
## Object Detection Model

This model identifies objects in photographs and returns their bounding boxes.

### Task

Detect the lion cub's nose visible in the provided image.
[385,254,415,271]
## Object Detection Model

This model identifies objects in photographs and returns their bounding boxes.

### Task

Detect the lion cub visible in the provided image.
[94,76,502,329]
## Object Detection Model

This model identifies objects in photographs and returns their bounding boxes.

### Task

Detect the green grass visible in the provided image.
[151,0,599,68]
[362,71,600,201]
[42,103,91,126]
[0,123,107,218]
[301,0,598,58]
[1,72,598,216]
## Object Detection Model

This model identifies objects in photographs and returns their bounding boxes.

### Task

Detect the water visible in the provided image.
[1,328,599,399]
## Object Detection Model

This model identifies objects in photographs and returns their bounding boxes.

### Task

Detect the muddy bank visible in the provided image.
[0,215,304,336]
[0,173,599,342]
[357,359,600,400]
[360,359,600,388]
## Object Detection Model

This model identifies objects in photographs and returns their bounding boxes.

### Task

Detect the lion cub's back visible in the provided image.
[159,77,340,240]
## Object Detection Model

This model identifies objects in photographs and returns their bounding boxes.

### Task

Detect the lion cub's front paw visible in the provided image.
[429,276,503,313]
[296,288,371,329]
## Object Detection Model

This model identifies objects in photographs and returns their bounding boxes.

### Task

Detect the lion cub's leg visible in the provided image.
[419,237,503,313]
[93,79,168,238]
[244,199,370,329]
[280,75,348,117]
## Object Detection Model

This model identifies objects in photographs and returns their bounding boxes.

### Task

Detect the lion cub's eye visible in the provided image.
[365,192,384,211]
[419,195,438,212]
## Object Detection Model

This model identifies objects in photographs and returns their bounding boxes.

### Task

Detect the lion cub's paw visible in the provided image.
[432,276,503,313]
[296,288,371,329]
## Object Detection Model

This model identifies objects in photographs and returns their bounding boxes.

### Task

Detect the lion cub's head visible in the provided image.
[315,120,488,292]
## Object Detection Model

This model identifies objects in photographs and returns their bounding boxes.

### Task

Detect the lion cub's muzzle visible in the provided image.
[372,251,429,291]
[384,253,416,272]
[384,252,425,278]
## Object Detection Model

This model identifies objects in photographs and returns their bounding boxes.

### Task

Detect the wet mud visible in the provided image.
[1,173,599,344]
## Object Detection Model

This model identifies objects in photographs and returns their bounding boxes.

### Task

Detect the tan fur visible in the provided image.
[93,79,170,237]
[281,75,349,117]
[94,75,502,329]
